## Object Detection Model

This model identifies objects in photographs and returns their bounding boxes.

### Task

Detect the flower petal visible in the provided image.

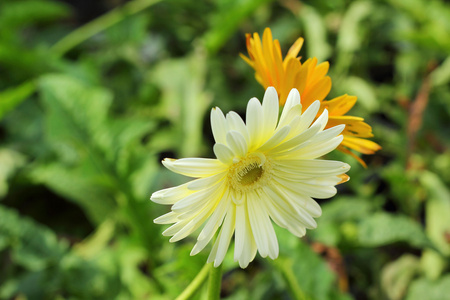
[261,86,279,137]
[150,182,194,204]
[208,204,235,267]
[247,191,279,259]
[162,158,227,178]
[226,130,248,157]
[246,97,264,149]
[226,111,249,143]
[211,107,227,144]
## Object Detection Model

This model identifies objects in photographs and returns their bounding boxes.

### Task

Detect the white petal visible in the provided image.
[311,108,328,132]
[310,124,345,143]
[279,89,301,125]
[303,198,322,218]
[261,87,279,137]
[213,143,234,165]
[274,175,337,199]
[151,183,194,204]
[263,186,313,233]
[292,135,344,159]
[226,130,248,157]
[191,191,231,256]
[257,125,290,152]
[154,211,179,224]
[295,100,321,134]
[187,172,226,191]
[247,192,278,259]
[234,198,247,260]
[172,181,224,213]
[226,111,249,143]
[238,233,257,268]
[211,107,227,144]
[207,204,235,267]
[197,190,230,241]
[162,158,227,178]
[274,159,350,177]
[246,97,264,150]
[278,104,302,129]
[268,123,321,155]
[304,175,344,186]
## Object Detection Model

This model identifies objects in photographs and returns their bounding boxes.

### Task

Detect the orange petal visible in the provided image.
[341,136,382,155]
[301,76,332,108]
[320,94,357,116]
[327,116,374,138]
[337,145,368,168]
[337,173,350,184]
[286,37,304,59]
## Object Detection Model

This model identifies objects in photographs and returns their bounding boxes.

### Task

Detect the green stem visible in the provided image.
[175,263,210,300]
[277,259,308,300]
[207,263,223,300]
[51,0,163,56]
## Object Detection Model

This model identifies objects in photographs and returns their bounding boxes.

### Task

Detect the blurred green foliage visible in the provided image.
[0,0,449,299]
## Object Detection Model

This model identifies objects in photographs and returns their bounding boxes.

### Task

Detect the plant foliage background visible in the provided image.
[0,0,449,299]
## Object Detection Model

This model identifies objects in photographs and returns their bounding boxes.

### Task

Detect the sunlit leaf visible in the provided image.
[358,212,433,249]
[381,254,420,300]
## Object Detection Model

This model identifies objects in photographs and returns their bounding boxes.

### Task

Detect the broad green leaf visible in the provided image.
[338,76,378,112]
[0,148,26,198]
[0,80,36,120]
[420,171,450,279]
[29,163,117,225]
[0,205,68,270]
[431,57,450,87]
[39,74,113,158]
[406,275,450,300]
[381,254,420,300]
[274,227,352,300]
[358,212,433,249]
[313,197,374,246]
[298,5,331,62]
[152,50,211,157]
[336,1,373,53]
[0,0,70,29]
[202,0,274,54]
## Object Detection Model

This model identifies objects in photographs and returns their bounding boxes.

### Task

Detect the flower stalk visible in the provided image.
[176,263,210,300]
[207,263,223,300]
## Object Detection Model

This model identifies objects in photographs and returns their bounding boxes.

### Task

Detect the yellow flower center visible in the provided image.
[228,153,272,199]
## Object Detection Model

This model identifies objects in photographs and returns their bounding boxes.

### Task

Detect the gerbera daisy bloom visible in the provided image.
[151,87,350,268]
[241,28,381,166]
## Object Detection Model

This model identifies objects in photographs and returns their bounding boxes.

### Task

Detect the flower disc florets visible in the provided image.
[228,153,272,193]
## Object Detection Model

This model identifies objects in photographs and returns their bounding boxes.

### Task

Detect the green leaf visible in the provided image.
[0,148,26,198]
[338,76,378,112]
[0,205,68,270]
[274,227,352,300]
[313,197,374,246]
[0,0,70,29]
[406,276,450,300]
[39,74,113,158]
[29,163,117,225]
[298,5,331,62]
[32,75,119,223]
[202,0,274,54]
[420,171,450,279]
[381,254,420,300]
[152,50,211,157]
[358,212,432,249]
[0,80,36,120]
[336,1,373,53]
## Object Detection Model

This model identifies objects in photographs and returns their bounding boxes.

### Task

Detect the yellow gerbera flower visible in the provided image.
[241,28,381,167]
[151,87,349,268]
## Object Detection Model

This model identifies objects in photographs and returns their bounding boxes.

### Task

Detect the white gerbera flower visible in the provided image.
[151,87,350,268]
